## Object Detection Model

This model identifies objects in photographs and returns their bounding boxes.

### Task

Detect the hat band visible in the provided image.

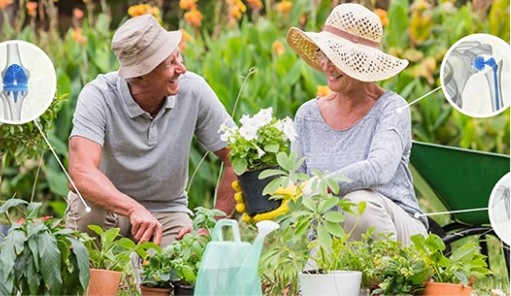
[322,25,380,48]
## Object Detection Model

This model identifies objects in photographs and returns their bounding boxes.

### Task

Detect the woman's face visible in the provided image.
[145,48,187,97]
[316,49,361,93]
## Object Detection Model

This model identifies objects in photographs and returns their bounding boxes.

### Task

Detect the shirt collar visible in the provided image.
[117,76,176,119]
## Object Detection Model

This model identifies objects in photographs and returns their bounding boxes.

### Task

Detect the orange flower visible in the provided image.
[230,5,242,20]
[179,29,194,50]
[247,0,263,10]
[179,0,197,10]
[316,85,331,97]
[276,1,292,13]
[128,3,161,21]
[374,8,389,27]
[0,0,13,10]
[73,8,84,20]
[72,28,88,45]
[26,1,37,17]
[299,13,307,25]
[184,7,203,27]
[272,40,285,56]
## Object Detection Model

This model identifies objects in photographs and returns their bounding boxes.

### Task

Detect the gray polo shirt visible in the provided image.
[70,71,235,213]
[292,91,427,228]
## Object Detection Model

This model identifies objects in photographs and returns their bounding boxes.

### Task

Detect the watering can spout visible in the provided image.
[235,220,280,294]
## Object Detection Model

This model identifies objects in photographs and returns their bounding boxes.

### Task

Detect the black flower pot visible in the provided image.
[237,166,282,216]
[173,282,194,296]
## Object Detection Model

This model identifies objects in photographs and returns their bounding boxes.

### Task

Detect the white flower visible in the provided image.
[254,144,266,157]
[281,117,296,142]
[239,125,258,141]
[218,122,238,143]
[251,107,273,128]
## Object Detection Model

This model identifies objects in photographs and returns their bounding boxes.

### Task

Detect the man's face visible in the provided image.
[145,48,187,97]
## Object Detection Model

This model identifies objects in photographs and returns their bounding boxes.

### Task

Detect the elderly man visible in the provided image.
[65,14,237,247]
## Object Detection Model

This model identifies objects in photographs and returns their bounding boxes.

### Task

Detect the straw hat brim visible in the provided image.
[286,27,408,82]
[118,30,182,79]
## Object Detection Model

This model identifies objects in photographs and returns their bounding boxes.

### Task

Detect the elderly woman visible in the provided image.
[286,3,428,244]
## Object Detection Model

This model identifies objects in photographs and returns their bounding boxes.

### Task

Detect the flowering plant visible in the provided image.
[219,107,296,175]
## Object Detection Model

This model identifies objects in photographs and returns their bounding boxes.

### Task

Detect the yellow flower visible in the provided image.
[276,1,292,13]
[316,85,331,97]
[247,0,263,10]
[179,0,197,10]
[272,40,285,56]
[0,0,14,10]
[374,8,389,27]
[26,1,37,17]
[73,8,84,20]
[184,8,203,27]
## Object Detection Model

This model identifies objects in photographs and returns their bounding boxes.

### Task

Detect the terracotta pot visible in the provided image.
[139,285,172,296]
[423,282,472,296]
[86,268,122,295]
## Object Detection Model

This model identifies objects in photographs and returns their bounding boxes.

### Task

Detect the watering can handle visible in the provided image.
[211,219,241,242]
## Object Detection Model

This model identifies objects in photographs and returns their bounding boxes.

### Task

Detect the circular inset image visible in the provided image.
[0,40,56,125]
[488,172,510,246]
[440,33,510,118]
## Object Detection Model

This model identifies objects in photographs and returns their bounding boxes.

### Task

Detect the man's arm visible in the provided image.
[68,136,163,244]
[212,147,238,217]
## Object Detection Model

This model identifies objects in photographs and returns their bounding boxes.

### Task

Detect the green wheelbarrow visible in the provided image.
[409,141,510,272]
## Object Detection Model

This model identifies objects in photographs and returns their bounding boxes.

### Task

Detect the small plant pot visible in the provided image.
[173,282,194,296]
[299,270,362,296]
[86,268,122,295]
[423,282,472,296]
[237,166,282,216]
[139,285,172,296]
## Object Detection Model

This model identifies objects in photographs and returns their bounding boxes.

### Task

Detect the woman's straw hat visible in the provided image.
[287,3,408,82]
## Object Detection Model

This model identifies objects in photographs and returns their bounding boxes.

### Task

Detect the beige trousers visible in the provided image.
[65,192,192,248]
[341,189,427,246]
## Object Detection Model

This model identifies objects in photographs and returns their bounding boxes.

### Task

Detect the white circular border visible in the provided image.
[488,172,510,246]
[440,33,510,118]
[0,40,57,125]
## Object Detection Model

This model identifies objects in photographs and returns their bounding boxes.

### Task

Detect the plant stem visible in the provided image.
[30,154,44,203]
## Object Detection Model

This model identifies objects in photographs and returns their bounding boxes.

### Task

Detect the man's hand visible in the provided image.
[232,180,300,223]
[128,207,163,245]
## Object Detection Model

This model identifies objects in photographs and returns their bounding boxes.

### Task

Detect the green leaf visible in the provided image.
[258,169,283,179]
[38,231,63,294]
[316,224,332,250]
[264,143,279,153]
[357,201,367,216]
[319,197,339,214]
[1,229,26,282]
[70,238,90,291]
[262,178,283,195]
[323,211,345,223]
[0,199,28,214]
[323,221,345,238]
[25,202,43,220]
[232,157,248,175]
[302,198,316,212]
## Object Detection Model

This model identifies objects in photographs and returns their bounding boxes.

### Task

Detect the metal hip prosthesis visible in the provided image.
[1,43,30,121]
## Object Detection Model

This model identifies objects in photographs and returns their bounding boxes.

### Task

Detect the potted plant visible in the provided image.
[0,198,90,295]
[139,245,174,296]
[138,207,224,296]
[258,152,364,296]
[84,224,153,296]
[411,233,491,296]
[219,107,296,216]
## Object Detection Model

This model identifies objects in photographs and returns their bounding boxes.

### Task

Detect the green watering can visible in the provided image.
[194,219,279,296]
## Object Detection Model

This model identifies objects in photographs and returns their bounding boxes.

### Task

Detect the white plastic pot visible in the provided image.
[298,270,362,296]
